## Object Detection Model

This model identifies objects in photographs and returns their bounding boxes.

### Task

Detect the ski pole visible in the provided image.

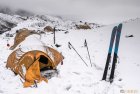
[68,42,88,67]
[84,39,92,67]
[54,27,56,44]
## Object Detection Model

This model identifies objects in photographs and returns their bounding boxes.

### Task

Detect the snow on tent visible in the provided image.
[6,33,63,87]
[6,47,63,87]
[10,28,40,50]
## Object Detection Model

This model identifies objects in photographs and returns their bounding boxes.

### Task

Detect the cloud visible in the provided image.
[0,0,140,24]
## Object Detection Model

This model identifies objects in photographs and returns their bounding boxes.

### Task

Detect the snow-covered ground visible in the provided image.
[0,14,140,94]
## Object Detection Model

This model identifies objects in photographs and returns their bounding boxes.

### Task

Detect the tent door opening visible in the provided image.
[39,55,59,79]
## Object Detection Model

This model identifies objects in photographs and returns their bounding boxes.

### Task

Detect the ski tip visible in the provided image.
[118,23,123,27]
[113,26,118,29]
[113,26,118,31]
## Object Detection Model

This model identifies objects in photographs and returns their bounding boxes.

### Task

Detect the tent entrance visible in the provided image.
[39,55,59,79]
[40,69,59,79]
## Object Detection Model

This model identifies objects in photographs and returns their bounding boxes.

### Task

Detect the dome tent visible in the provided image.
[44,26,54,32]
[10,28,40,50]
[6,46,63,87]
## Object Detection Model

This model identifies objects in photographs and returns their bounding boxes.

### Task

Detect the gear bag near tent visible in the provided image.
[6,46,63,87]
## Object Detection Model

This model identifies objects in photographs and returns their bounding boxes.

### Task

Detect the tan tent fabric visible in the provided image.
[44,26,54,32]
[6,46,63,87]
[23,58,48,87]
[10,28,40,50]
[76,24,91,29]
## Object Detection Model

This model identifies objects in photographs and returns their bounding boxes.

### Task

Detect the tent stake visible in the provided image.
[68,42,88,67]
[34,80,38,88]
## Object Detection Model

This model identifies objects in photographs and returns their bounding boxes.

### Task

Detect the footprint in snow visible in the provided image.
[0,90,4,93]
[65,85,72,91]
[72,72,80,75]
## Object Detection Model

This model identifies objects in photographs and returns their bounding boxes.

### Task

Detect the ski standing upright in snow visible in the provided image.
[109,24,122,83]
[102,23,123,83]
[102,26,117,81]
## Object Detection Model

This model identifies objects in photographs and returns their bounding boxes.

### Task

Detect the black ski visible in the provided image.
[102,26,117,80]
[109,23,122,83]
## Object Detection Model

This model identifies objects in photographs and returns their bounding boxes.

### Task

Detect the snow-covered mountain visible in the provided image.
[0,7,140,94]
[0,12,25,34]
[0,7,101,35]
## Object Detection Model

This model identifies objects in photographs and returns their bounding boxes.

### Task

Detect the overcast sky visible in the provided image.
[0,0,140,24]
